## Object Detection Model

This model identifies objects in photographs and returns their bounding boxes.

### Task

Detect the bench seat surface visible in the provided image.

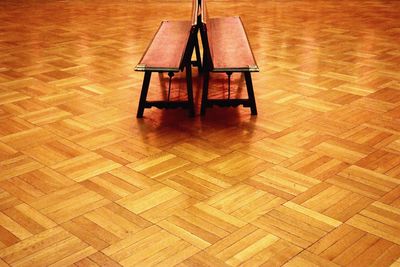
[137,20,191,71]
[208,17,258,71]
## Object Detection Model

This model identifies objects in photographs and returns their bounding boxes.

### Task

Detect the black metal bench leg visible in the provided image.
[136,71,152,118]
[194,34,202,72]
[200,71,209,116]
[186,63,195,117]
[244,72,258,115]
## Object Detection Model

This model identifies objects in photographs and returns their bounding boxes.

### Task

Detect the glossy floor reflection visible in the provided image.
[1,0,400,266]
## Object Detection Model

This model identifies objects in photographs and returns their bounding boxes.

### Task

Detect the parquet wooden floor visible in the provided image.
[1,0,400,266]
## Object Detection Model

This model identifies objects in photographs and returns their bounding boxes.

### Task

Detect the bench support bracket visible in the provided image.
[136,66,195,118]
[192,34,203,72]
[201,71,257,116]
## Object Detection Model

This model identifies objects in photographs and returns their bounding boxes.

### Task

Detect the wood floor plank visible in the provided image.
[0,127,57,150]
[1,0,400,265]
[22,138,88,166]
[308,224,400,266]
[207,184,285,222]
[128,152,194,181]
[247,166,320,200]
[19,107,72,126]
[347,202,400,245]
[97,138,161,165]
[253,203,340,248]
[52,152,121,182]
[30,184,110,224]
[0,154,43,181]
[69,128,127,151]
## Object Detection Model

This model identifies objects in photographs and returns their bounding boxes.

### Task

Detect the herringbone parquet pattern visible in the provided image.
[1,0,400,266]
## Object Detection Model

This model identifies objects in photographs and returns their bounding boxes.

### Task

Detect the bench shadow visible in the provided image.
[135,71,258,144]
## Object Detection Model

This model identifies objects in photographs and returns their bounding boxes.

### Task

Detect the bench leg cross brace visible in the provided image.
[136,67,195,118]
[201,71,257,116]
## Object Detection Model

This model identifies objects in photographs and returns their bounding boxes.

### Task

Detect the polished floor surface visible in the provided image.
[1,0,400,266]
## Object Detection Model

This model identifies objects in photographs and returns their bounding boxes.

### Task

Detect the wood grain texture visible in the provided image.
[1,0,400,265]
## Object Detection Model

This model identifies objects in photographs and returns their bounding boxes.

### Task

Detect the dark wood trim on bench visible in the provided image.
[136,71,151,118]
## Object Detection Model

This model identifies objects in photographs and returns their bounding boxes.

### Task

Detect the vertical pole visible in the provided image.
[226,71,232,99]
[167,72,174,101]
[244,72,257,115]
[186,62,195,117]
[136,71,152,118]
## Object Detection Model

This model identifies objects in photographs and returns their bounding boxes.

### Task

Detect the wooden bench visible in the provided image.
[199,0,259,115]
[135,0,201,118]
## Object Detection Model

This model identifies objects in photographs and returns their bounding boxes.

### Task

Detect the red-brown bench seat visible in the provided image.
[136,21,193,72]
[207,17,259,72]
